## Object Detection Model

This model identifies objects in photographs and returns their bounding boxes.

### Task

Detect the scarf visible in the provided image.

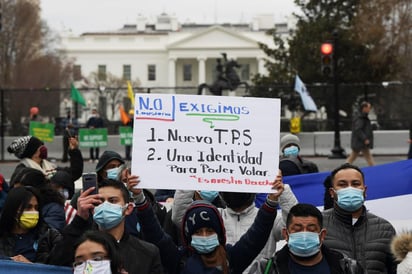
[20,158,57,179]
[201,245,229,274]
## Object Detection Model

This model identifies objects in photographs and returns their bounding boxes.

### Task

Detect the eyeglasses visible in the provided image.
[73,255,109,268]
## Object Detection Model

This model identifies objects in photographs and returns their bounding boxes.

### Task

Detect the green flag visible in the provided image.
[71,84,86,106]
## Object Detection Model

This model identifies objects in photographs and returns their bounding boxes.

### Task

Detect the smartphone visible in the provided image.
[82,172,98,195]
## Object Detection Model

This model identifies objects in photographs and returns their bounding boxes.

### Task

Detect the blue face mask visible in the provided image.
[106,167,120,180]
[284,145,299,157]
[335,187,364,212]
[198,191,219,202]
[288,231,321,257]
[191,233,220,254]
[93,201,126,230]
[59,189,69,200]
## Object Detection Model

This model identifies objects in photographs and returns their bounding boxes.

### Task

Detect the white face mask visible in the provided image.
[73,260,112,274]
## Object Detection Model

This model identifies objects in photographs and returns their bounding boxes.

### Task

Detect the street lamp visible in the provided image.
[328,30,346,159]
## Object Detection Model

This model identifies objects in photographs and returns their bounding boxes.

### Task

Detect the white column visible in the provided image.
[197,57,206,95]
[168,57,176,93]
[198,57,206,84]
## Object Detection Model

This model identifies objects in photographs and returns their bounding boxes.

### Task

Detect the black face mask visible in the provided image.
[220,192,255,210]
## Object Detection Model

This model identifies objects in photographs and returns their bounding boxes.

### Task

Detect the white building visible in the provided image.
[58,14,297,122]
[61,13,295,96]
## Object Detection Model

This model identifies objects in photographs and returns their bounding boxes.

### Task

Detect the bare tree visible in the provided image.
[0,0,72,88]
[88,71,141,120]
[353,0,412,80]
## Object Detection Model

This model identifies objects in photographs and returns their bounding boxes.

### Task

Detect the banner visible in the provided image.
[0,260,71,274]
[132,94,281,193]
[78,128,108,148]
[119,126,133,146]
[29,121,55,142]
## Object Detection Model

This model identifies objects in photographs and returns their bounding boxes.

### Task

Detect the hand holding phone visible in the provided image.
[82,172,98,195]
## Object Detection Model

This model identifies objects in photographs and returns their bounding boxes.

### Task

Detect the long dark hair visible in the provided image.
[18,167,65,205]
[73,230,124,274]
[0,186,43,237]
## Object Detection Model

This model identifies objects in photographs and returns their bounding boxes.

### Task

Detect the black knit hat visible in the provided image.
[95,151,125,173]
[50,170,75,199]
[182,200,226,247]
[7,136,43,159]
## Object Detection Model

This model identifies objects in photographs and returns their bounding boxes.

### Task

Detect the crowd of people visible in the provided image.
[0,122,410,273]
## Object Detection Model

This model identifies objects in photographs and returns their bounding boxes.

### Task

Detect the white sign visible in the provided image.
[131,94,281,193]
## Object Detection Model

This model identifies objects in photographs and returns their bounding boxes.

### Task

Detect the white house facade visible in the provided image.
[60,14,295,97]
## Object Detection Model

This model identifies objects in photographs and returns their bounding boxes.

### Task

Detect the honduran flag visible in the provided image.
[282,159,412,232]
[0,260,71,273]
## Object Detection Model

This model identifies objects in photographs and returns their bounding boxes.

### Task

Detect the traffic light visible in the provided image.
[320,42,333,77]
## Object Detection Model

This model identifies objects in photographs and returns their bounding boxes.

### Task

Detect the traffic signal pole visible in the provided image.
[328,30,346,159]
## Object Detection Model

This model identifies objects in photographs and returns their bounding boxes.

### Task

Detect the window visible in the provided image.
[183,64,192,81]
[98,65,106,81]
[148,65,156,81]
[73,65,82,81]
[123,65,131,80]
[240,64,250,81]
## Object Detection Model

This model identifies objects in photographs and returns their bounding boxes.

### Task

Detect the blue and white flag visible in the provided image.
[283,159,412,232]
[294,75,317,112]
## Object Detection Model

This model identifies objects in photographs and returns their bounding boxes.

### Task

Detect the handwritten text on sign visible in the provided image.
[132,94,281,193]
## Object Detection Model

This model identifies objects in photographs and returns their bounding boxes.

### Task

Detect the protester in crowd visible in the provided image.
[73,230,126,274]
[48,179,163,273]
[30,107,40,121]
[0,186,61,263]
[7,135,83,185]
[50,170,77,225]
[249,203,363,273]
[391,230,412,274]
[255,133,317,208]
[50,170,75,201]
[12,167,66,232]
[131,173,284,273]
[61,110,79,163]
[347,101,375,166]
[279,133,319,176]
[323,163,396,273]
[86,108,105,163]
[172,175,297,272]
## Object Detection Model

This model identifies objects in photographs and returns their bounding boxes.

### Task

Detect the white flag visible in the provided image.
[294,75,317,112]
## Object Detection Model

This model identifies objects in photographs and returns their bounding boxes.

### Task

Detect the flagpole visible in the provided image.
[74,102,79,119]
[329,30,346,159]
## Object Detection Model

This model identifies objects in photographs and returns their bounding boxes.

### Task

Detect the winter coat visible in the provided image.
[248,244,364,274]
[391,231,412,274]
[323,206,397,274]
[137,198,279,274]
[351,112,374,151]
[48,215,163,274]
[172,185,297,263]
[0,222,61,263]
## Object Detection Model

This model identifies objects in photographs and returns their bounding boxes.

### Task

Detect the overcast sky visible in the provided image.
[41,0,299,34]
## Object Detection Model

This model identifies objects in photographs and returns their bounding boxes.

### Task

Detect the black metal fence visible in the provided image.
[1,83,411,137]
